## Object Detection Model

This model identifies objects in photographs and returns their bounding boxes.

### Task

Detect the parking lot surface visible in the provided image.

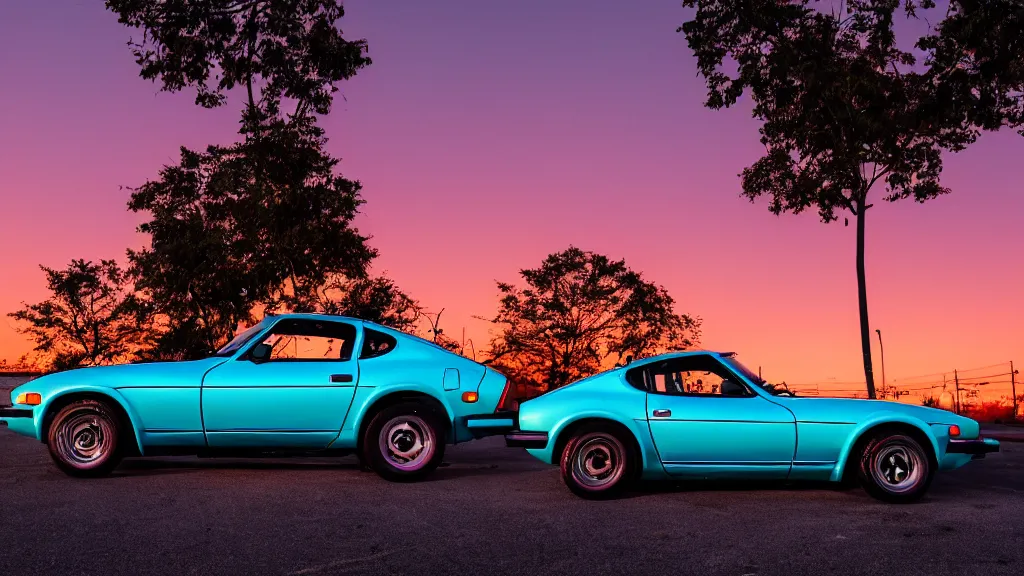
[1,429,1021,576]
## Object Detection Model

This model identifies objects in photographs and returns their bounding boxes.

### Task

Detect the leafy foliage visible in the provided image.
[127,115,376,359]
[105,0,370,114]
[8,260,148,371]
[486,247,701,391]
[921,0,1024,136]
[679,0,1023,397]
[314,275,420,332]
[432,333,464,353]
[680,0,1000,221]
[100,0,406,360]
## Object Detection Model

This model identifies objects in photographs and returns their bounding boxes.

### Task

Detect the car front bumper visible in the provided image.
[946,437,1000,459]
[0,408,33,420]
[504,431,549,449]
[0,403,36,436]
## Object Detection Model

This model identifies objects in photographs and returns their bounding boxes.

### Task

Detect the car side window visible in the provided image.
[359,328,398,359]
[642,356,752,397]
[254,319,357,362]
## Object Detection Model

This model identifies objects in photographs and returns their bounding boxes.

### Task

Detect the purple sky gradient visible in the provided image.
[1,0,1022,393]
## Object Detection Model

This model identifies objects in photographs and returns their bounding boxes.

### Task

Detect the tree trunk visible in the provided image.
[855,202,877,399]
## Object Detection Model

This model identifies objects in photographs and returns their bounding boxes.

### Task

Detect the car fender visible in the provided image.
[338,381,457,446]
[831,412,940,482]
[542,410,657,471]
[35,386,145,454]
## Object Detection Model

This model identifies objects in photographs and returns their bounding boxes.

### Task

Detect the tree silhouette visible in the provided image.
[126,115,376,358]
[316,275,419,332]
[104,1,409,358]
[486,247,701,391]
[105,0,369,116]
[8,260,149,371]
[679,0,1023,398]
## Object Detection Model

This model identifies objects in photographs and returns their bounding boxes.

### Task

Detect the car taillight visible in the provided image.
[495,378,515,412]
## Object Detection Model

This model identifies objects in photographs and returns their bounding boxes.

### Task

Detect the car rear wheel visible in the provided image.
[362,402,446,482]
[46,399,123,478]
[857,432,934,503]
[560,426,633,499]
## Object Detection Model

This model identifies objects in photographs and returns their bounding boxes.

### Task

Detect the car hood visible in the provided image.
[11,357,228,399]
[775,396,974,427]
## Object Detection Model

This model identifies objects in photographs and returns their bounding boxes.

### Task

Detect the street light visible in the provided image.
[875,329,886,398]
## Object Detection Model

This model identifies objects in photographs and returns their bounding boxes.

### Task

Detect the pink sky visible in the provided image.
[1,0,1021,396]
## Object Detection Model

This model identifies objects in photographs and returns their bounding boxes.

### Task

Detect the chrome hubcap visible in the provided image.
[54,410,112,467]
[572,437,621,488]
[379,415,434,471]
[874,442,923,493]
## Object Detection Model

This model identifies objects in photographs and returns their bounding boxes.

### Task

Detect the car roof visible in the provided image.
[579,349,731,379]
[628,349,731,365]
[265,312,363,323]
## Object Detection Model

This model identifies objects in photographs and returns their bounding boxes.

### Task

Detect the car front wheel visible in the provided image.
[46,399,123,478]
[560,427,633,499]
[857,431,934,503]
[362,402,446,482]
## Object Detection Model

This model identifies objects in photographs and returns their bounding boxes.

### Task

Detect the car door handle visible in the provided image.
[652,409,671,417]
[330,374,354,383]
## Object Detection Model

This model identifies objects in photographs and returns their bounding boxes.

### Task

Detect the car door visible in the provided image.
[202,318,362,448]
[638,355,796,479]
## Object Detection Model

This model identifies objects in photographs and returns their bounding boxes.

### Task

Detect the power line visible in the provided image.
[893,361,1012,382]
[955,372,1013,381]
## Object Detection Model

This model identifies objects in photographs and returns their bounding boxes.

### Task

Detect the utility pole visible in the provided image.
[954,369,960,415]
[875,329,886,399]
[1011,361,1018,421]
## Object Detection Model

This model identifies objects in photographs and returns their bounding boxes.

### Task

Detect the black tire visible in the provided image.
[361,402,446,482]
[559,426,633,499]
[46,399,123,478]
[857,431,934,503]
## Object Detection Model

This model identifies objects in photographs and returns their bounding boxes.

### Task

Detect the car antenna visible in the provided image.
[625,355,633,365]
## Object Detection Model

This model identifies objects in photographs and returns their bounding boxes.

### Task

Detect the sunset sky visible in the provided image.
[0,1,1021,398]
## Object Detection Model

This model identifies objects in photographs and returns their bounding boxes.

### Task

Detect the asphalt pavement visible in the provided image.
[1,428,1021,576]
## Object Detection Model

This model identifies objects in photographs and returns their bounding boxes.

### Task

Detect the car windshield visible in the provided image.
[213,319,272,357]
[719,354,789,395]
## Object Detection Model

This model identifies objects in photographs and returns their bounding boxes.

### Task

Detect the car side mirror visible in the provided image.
[249,343,272,364]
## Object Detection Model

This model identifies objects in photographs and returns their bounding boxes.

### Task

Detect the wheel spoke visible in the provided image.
[873,440,924,494]
[378,415,434,471]
[572,436,623,488]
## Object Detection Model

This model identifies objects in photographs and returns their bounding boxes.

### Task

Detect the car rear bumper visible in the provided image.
[464,411,519,435]
[505,431,549,449]
[946,437,1000,458]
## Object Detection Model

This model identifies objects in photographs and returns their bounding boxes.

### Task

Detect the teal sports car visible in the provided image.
[504,351,1000,502]
[0,313,516,481]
